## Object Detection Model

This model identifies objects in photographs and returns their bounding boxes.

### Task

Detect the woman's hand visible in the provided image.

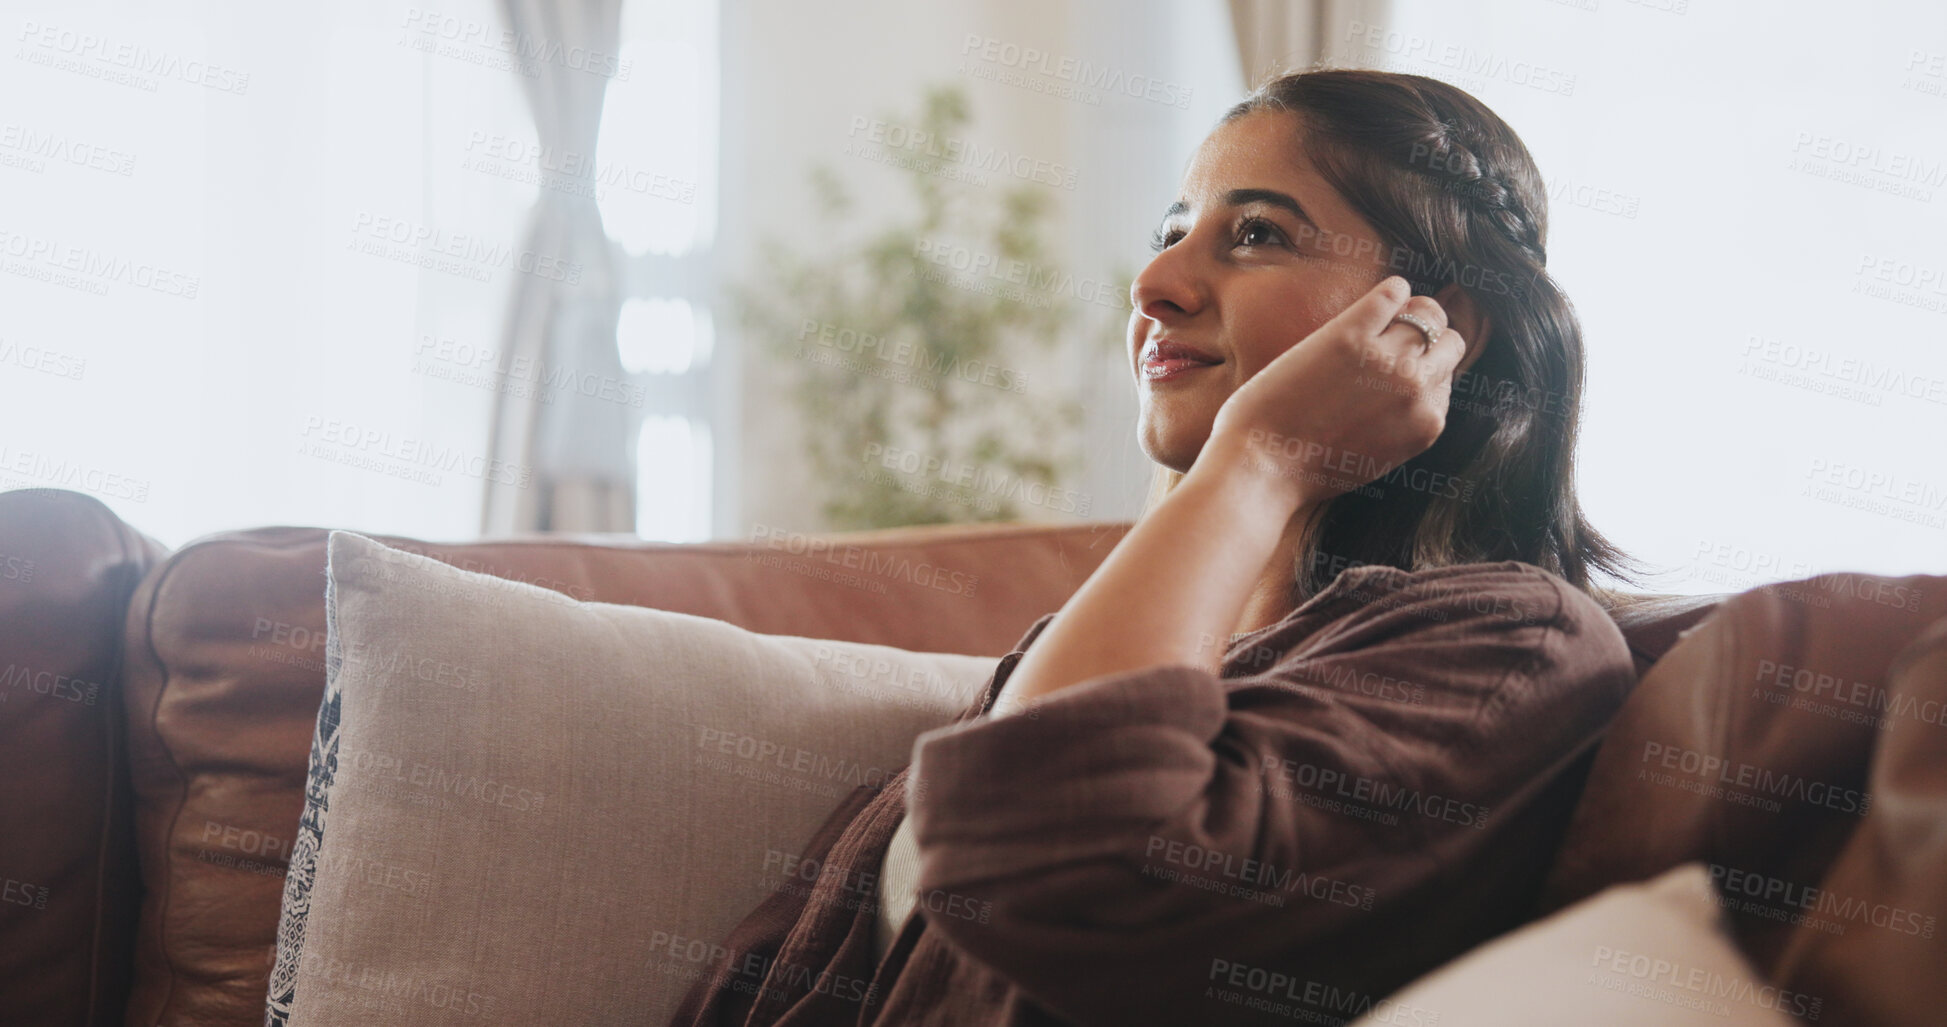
[1199,275,1467,509]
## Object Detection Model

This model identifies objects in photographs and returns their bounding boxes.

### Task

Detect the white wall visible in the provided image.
[1354,0,1947,589]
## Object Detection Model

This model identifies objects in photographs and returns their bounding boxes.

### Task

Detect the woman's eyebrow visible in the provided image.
[1222,188,1315,224]
[1158,189,1316,225]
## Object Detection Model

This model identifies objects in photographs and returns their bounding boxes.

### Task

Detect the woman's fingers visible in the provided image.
[1209,274,1474,506]
[1324,275,1414,341]
[1431,324,1467,369]
[1356,293,1460,393]
[1379,295,1452,352]
[1399,294,1450,329]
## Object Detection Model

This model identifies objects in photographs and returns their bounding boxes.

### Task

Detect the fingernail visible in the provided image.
[1382,276,1408,296]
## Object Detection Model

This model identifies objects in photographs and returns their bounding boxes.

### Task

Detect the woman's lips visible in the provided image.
[1140,356,1221,382]
[1139,337,1222,382]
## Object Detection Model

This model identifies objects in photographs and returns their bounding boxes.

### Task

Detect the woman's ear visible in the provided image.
[1432,283,1491,376]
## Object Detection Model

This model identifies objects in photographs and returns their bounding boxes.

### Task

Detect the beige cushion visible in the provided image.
[277,531,999,1025]
[1347,864,1807,1026]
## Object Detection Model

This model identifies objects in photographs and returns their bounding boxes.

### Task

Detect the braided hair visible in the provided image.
[1148,69,1634,600]
[1409,118,1550,267]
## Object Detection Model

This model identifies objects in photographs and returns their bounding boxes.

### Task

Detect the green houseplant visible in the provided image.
[738,85,1121,530]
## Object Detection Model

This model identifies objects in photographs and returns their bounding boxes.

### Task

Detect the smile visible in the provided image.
[1140,356,1221,383]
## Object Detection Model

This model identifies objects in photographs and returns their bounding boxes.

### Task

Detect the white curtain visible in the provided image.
[482,0,634,535]
[1226,0,1392,89]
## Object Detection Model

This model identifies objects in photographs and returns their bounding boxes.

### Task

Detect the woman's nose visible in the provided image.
[1130,249,1206,323]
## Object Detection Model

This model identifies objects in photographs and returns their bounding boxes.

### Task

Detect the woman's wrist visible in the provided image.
[1186,428,1319,515]
[989,434,1310,712]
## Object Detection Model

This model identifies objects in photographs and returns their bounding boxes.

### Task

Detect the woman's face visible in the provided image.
[1129,110,1390,474]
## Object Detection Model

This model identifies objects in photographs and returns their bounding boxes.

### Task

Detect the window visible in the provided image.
[597,0,719,541]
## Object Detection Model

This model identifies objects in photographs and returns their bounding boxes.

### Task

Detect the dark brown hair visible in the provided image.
[1141,69,1633,601]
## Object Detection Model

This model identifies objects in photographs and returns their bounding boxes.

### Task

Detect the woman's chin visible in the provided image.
[1139,430,1209,476]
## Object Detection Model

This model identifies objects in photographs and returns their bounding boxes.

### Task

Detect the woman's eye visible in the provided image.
[1237,217,1281,247]
[1148,217,1281,253]
[1149,227,1184,253]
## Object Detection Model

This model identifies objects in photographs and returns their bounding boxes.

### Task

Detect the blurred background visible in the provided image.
[4,0,1943,594]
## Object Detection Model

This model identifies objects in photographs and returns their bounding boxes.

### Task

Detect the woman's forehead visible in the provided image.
[1177,111,1328,210]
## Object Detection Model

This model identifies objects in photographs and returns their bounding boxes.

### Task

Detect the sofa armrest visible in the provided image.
[0,488,169,1027]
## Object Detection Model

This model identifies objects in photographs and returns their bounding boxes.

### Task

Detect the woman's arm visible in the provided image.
[993,275,1462,714]
[992,435,1306,714]
[909,563,1635,1027]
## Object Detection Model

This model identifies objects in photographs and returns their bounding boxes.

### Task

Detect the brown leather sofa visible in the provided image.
[2,486,1940,1026]
[1,490,168,1027]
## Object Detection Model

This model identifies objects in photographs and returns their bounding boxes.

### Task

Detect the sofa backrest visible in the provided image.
[0,489,169,1027]
[0,485,1773,1027]
[1602,590,1727,677]
[1545,572,1947,1023]
[118,519,1125,1027]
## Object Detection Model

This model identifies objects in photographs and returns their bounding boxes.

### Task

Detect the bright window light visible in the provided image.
[617,297,697,374]
[636,415,712,541]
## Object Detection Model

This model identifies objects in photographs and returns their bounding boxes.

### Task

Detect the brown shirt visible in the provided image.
[669,560,1636,1027]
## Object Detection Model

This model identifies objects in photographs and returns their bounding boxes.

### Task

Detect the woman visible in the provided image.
[672,69,1638,1027]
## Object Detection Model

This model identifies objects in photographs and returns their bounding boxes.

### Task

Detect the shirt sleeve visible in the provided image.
[904,562,1636,1026]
